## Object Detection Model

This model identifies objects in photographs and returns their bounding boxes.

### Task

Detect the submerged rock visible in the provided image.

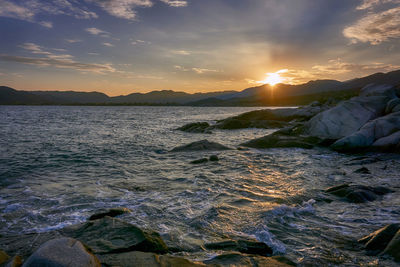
[354,167,371,174]
[203,252,293,267]
[209,155,219,161]
[89,207,131,221]
[177,122,211,134]
[325,184,393,203]
[204,239,273,256]
[60,216,168,254]
[98,251,204,267]
[22,238,100,267]
[171,140,231,152]
[358,224,400,254]
[190,158,208,164]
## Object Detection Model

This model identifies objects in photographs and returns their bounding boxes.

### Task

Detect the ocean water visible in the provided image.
[1,105,400,266]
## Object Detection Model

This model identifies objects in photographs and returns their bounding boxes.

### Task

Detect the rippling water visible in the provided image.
[1,105,400,266]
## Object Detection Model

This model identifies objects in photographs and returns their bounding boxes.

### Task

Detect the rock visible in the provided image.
[171,140,231,152]
[4,255,22,267]
[305,85,391,140]
[354,167,371,174]
[22,238,100,267]
[209,155,219,161]
[241,129,320,149]
[331,111,400,152]
[325,184,393,203]
[60,216,168,254]
[0,250,10,265]
[177,122,211,134]
[203,252,292,267]
[382,229,400,261]
[360,84,397,98]
[98,251,204,267]
[385,98,400,113]
[372,131,400,152]
[358,224,400,254]
[89,207,131,221]
[190,158,208,164]
[204,239,273,256]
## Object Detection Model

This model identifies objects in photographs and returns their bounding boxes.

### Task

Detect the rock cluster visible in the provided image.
[325,184,393,203]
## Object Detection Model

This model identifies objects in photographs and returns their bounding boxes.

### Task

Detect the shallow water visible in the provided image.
[0,105,399,266]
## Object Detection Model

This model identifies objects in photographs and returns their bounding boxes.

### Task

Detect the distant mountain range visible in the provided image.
[1,70,400,106]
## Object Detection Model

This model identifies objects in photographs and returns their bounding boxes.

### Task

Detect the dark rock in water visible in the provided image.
[382,229,400,262]
[0,250,10,265]
[358,224,400,254]
[204,239,273,256]
[89,207,131,220]
[203,252,293,266]
[209,155,219,161]
[22,238,100,267]
[171,140,231,152]
[354,167,371,174]
[177,122,211,134]
[215,118,287,130]
[241,129,320,149]
[60,216,168,254]
[190,158,208,164]
[326,184,393,203]
[98,251,203,267]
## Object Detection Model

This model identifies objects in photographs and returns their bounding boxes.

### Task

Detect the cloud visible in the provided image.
[192,68,218,74]
[85,27,110,37]
[102,42,114,47]
[65,39,82,43]
[160,0,187,7]
[0,55,115,73]
[356,0,400,10]
[39,21,53,28]
[171,50,191,55]
[90,0,153,20]
[0,0,35,21]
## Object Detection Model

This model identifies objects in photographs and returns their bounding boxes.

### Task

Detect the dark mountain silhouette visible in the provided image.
[1,69,399,106]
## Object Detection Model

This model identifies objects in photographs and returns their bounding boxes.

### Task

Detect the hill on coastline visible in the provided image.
[1,70,400,106]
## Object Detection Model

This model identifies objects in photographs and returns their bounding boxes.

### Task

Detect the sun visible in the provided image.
[258,69,288,86]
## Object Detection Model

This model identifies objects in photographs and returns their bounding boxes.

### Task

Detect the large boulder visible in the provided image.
[204,239,273,256]
[98,251,204,267]
[385,98,400,114]
[170,140,231,152]
[60,216,168,254]
[325,184,393,203]
[331,111,400,152]
[22,238,100,267]
[371,131,400,152]
[360,84,398,98]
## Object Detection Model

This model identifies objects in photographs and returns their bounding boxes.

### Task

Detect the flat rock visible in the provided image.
[60,216,168,254]
[204,239,273,256]
[89,207,131,220]
[171,140,231,152]
[325,184,393,203]
[177,122,211,133]
[203,252,293,267]
[22,238,100,267]
[98,251,204,267]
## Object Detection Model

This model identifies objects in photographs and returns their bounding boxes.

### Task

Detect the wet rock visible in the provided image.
[98,251,204,267]
[177,122,211,134]
[190,158,208,164]
[89,207,131,220]
[171,140,231,152]
[358,224,400,254]
[371,131,400,152]
[209,155,219,161]
[22,238,100,267]
[331,111,400,152]
[354,167,371,174]
[4,255,22,267]
[325,184,393,203]
[241,129,320,149]
[0,250,10,265]
[204,239,273,256]
[382,229,400,262]
[203,252,292,267]
[385,98,400,114]
[60,216,168,254]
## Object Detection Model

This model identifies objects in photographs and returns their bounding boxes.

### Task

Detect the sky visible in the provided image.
[0,0,399,96]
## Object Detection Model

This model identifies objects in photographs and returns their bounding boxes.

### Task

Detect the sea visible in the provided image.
[1,105,400,266]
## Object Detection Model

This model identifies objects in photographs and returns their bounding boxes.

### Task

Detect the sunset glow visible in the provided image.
[258,69,288,86]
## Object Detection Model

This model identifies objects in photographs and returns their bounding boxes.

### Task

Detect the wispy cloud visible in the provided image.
[171,50,191,55]
[102,42,114,47]
[174,65,219,74]
[192,68,218,74]
[85,27,110,37]
[65,39,82,43]
[90,0,153,20]
[0,0,35,21]
[38,21,53,28]
[356,0,400,10]
[160,0,187,7]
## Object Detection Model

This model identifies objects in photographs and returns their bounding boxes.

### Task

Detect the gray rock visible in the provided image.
[171,140,231,152]
[331,111,400,152]
[325,184,393,203]
[354,167,371,174]
[372,131,400,152]
[89,207,131,221]
[60,216,168,254]
[22,238,100,267]
[177,122,211,133]
[382,229,400,262]
[203,252,293,267]
[360,84,397,98]
[204,239,273,256]
[385,98,400,114]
